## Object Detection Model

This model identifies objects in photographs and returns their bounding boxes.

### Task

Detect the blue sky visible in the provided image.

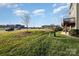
[0,3,69,27]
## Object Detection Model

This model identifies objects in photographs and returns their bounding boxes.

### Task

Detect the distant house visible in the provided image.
[62,3,79,33]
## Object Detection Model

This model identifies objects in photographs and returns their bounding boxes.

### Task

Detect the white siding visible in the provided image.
[69,3,78,29]
[77,4,79,29]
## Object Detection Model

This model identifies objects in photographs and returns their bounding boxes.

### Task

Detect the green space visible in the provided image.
[0,29,79,56]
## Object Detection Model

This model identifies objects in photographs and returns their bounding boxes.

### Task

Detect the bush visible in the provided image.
[55,27,63,31]
[5,27,14,31]
[69,29,79,37]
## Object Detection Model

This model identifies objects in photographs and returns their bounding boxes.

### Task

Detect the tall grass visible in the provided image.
[0,29,79,56]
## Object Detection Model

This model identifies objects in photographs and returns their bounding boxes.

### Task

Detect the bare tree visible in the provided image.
[21,14,31,31]
[15,9,31,31]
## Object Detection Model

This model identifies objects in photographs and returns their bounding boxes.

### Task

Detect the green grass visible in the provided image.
[0,29,79,56]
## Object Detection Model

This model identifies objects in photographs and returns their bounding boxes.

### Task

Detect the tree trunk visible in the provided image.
[26,24,28,32]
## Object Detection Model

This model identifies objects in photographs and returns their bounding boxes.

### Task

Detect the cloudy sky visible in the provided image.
[0,3,69,27]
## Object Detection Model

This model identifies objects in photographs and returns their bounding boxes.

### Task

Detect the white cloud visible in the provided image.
[7,4,18,8]
[0,3,7,7]
[14,9,29,16]
[32,9,45,16]
[0,3,18,8]
[52,4,57,7]
[53,4,69,14]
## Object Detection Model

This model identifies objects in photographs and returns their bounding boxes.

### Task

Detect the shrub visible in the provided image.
[55,27,63,32]
[5,27,14,31]
[69,29,79,37]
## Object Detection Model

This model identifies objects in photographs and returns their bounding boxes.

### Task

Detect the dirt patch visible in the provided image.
[13,31,32,39]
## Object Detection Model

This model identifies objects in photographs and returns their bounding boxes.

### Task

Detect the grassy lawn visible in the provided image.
[0,29,79,56]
